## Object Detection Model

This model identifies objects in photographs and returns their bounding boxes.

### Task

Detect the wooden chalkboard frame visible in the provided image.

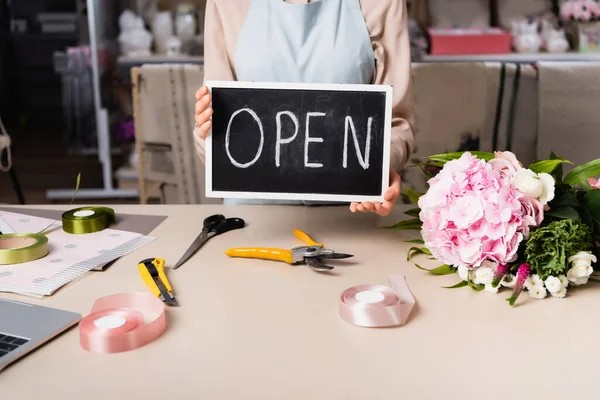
[204,80,393,202]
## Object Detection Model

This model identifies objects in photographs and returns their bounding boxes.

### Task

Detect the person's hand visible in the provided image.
[194,85,213,140]
[350,171,402,216]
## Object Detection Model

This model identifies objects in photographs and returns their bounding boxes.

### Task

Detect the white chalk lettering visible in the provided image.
[343,116,372,170]
[275,111,299,168]
[225,108,264,168]
[304,112,325,168]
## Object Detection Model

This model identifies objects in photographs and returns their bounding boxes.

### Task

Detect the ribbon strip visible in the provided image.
[62,207,116,234]
[79,292,166,354]
[0,233,49,265]
[339,274,415,328]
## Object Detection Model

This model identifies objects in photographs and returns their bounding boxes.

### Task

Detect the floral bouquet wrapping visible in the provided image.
[393,151,600,306]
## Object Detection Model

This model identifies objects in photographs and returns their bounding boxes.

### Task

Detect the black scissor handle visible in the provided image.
[213,217,245,235]
[203,214,225,231]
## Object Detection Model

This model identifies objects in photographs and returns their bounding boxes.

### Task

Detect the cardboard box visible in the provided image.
[429,28,512,55]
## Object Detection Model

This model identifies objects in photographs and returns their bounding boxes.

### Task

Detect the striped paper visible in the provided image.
[0,211,155,297]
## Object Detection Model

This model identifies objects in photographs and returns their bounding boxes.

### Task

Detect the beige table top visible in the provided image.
[1,204,598,399]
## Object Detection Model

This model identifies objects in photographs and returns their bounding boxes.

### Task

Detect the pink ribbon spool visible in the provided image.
[339,275,415,328]
[79,292,166,354]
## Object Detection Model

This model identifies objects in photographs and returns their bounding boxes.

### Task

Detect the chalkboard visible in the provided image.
[204,81,392,202]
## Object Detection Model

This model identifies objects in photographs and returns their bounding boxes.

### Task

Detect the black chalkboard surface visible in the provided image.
[204,81,392,202]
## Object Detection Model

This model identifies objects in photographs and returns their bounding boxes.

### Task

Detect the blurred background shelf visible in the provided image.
[422,52,600,63]
[117,54,203,67]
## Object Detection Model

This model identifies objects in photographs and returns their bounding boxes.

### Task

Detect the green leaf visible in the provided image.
[550,186,579,208]
[427,151,495,163]
[546,206,580,221]
[582,190,600,237]
[418,165,436,179]
[404,187,423,205]
[428,264,455,275]
[383,218,422,230]
[404,208,421,218]
[529,159,572,174]
[408,161,445,168]
[407,246,432,261]
[468,281,485,291]
[404,239,425,244]
[563,158,600,187]
[413,263,455,275]
[443,281,468,289]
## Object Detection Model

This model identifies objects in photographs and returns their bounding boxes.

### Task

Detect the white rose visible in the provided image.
[529,286,548,300]
[567,251,596,286]
[544,276,562,294]
[551,287,567,298]
[475,266,494,286]
[538,173,555,205]
[512,169,556,205]
[458,265,470,282]
[513,169,543,198]
[568,251,597,267]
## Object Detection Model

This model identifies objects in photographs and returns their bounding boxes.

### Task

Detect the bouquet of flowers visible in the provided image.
[393,151,600,306]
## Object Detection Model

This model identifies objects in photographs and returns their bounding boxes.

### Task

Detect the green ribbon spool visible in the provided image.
[0,233,49,265]
[62,207,116,234]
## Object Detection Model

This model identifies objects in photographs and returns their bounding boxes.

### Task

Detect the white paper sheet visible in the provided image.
[0,210,155,297]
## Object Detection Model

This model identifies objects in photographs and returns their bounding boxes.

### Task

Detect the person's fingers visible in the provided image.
[378,201,393,216]
[195,85,208,100]
[357,204,364,212]
[374,202,382,213]
[195,107,213,127]
[384,172,402,202]
[361,202,375,212]
[349,202,358,213]
[195,94,211,114]
[196,120,212,140]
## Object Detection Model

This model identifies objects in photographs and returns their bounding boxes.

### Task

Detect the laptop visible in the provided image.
[0,298,81,372]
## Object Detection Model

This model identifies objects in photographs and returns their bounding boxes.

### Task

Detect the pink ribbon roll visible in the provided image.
[339,275,415,328]
[79,292,166,354]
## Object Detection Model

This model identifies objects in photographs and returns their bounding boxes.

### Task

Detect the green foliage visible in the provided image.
[529,159,572,175]
[427,151,495,163]
[383,218,422,230]
[403,187,423,205]
[545,206,579,221]
[413,263,456,275]
[443,281,468,289]
[404,208,421,218]
[563,158,600,188]
[580,190,600,239]
[407,246,431,260]
[525,219,592,280]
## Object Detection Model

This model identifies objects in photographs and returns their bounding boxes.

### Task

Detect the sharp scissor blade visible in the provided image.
[318,253,353,259]
[305,257,334,272]
[173,230,211,270]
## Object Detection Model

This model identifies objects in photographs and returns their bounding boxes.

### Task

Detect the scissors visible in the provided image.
[225,229,353,272]
[173,214,246,270]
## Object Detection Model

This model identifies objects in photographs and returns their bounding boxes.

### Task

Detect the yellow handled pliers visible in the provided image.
[225,229,353,272]
[138,257,178,306]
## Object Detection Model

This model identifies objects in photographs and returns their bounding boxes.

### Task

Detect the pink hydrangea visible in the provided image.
[419,152,542,268]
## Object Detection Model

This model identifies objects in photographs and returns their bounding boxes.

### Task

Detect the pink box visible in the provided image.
[429,27,512,55]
